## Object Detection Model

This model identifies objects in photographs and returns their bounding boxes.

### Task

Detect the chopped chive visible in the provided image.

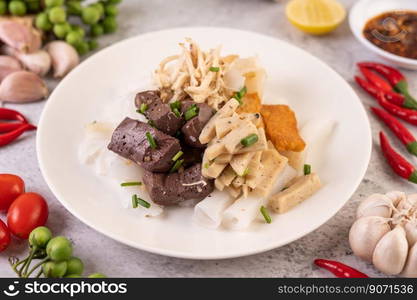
[170,101,181,111]
[185,104,199,121]
[260,206,272,224]
[233,86,247,105]
[170,159,184,173]
[132,194,138,208]
[136,197,151,208]
[242,168,250,177]
[240,134,258,147]
[209,66,220,72]
[304,164,311,175]
[148,120,155,127]
[172,151,184,162]
[172,107,181,118]
[139,103,148,114]
[146,132,157,149]
[121,181,142,187]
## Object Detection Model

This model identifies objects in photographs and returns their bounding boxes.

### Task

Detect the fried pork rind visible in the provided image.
[260,105,305,152]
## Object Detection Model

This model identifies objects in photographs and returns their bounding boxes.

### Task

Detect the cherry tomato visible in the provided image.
[0,174,25,212]
[7,193,48,239]
[0,219,11,252]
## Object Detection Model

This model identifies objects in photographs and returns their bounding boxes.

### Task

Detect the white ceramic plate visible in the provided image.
[350,0,417,70]
[37,27,371,259]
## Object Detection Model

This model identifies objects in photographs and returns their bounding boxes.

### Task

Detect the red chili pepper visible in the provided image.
[0,123,36,147]
[377,92,417,126]
[359,66,393,93]
[380,131,417,184]
[355,76,406,108]
[0,108,28,123]
[372,107,417,157]
[314,259,368,278]
[358,62,417,109]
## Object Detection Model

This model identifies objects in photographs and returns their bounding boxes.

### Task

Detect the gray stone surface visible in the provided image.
[1,0,416,277]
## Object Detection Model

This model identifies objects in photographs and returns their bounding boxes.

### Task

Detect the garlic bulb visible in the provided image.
[0,55,22,81]
[45,41,79,78]
[4,46,51,76]
[356,193,393,219]
[0,70,48,103]
[349,216,391,261]
[372,226,408,275]
[350,191,417,277]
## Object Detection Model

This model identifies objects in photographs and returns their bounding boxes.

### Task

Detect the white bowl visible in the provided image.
[349,0,417,70]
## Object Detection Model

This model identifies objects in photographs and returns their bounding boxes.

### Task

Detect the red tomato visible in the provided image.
[7,193,48,239]
[0,174,25,212]
[0,219,11,252]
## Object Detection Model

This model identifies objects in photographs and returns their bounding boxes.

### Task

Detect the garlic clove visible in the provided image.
[397,194,417,211]
[0,20,41,53]
[356,193,393,219]
[0,55,22,81]
[385,191,406,207]
[45,41,79,78]
[6,47,51,76]
[404,219,417,246]
[401,242,417,278]
[372,226,408,275]
[349,216,391,262]
[0,70,48,103]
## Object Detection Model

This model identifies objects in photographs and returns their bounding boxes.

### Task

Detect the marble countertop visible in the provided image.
[1,0,417,278]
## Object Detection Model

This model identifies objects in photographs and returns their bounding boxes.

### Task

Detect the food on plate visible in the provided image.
[355,62,417,110]
[260,104,305,152]
[349,191,417,277]
[286,0,346,35]
[269,172,321,214]
[143,163,214,206]
[0,173,25,211]
[363,11,417,60]
[7,192,48,239]
[80,40,329,230]
[107,117,181,173]
[379,132,417,184]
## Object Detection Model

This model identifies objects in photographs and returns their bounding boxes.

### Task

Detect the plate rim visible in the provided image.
[37,26,372,260]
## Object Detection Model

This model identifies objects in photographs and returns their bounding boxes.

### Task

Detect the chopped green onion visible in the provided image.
[240,134,258,147]
[185,104,199,121]
[139,103,148,114]
[209,66,220,72]
[242,168,250,177]
[233,86,247,105]
[172,151,184,162]
[172,107,181,118]
[148,120,155,127]
[146,132,157,149]
[132,194,138,208]
[204,162,210,169]
[136,197,151,208]
[170,100,181,111]
[260,206,272,224]
[170,159,184,173]
[121,181,142,187]
[304,164,311,175]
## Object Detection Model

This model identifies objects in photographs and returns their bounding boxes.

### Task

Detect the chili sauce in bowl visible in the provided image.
[363,11,417,60]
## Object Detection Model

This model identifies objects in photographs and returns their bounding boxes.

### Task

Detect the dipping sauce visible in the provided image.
[363,11,417,60]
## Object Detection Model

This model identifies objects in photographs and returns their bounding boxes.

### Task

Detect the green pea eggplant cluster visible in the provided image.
[0,0,122,55]
[10,226,106,278]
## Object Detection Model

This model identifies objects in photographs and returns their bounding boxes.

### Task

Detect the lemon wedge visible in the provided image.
[286,0,346,35]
